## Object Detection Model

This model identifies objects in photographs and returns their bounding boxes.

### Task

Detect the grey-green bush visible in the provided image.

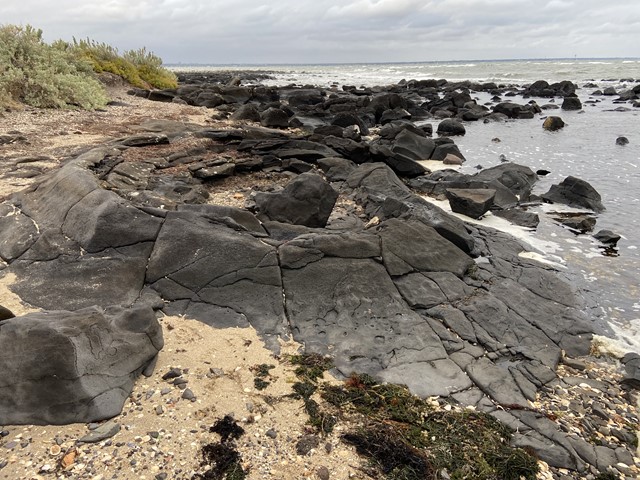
[0,24,108,109]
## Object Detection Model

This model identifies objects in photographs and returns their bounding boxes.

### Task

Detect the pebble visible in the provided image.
[78,422,121,444]
[161,368,182,380]
[316,465,330,480]
[181,389,196,401]
[265,429,277,439]
[296,435,319,456]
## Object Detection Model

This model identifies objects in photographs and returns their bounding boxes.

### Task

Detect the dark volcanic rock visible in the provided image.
[391,129,436,160]
[541,176,605,212]
[260,108,290,128]
[474,163,538,202]
[550,212,597,233]
[561,96,582,111]
[0,305,162,425]
[377,218,474,277]
[446,188,496,219]
[437,119,466,136]
[254,173,338,228]
[543,116,565,131]
[616,136,629,146]
[593,229,621,245]
[493,208,540,228]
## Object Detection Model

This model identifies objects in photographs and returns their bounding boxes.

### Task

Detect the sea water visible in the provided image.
[173,59,640,354]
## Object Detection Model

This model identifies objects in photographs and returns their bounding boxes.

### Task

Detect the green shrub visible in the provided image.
[73,39,177,90]
[0,24,108,109]
[124,47,178,89]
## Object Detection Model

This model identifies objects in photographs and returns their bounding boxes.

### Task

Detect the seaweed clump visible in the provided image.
[321,373,539,480]
[193,415,247,480]
[288,353,337,434]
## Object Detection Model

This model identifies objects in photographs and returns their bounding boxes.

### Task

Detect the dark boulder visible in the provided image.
[0,305,14,321]
[474,163,538,202]
[0,305,163,425]
[550,212,597,233]
[493,102,535,119]
[616,136,629,146]
[446,188,496,219]
[230,104,261,122]
[379,120,426,140]
[321,136,370,164]
[593,229,621,246]
[621,353,640,389]
[317,157,357,182]
[543,116,565,131]
[254,173,338,228]
[380,107,412,124]
[260,108,291,128]
[437,119,466,136]
[287,89,324,107]
[430,143,466,162]
[331,113,370,136]
[541,176,605,213]
[391,129,436,160]
[370,143,428,178]
[561,96,582,111]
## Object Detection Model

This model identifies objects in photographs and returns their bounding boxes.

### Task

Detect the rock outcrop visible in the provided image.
[0,305,162,425]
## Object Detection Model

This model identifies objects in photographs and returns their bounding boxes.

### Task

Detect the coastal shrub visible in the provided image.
[124,47,178,89]
[0,24,107,109]
[73,39,177,90]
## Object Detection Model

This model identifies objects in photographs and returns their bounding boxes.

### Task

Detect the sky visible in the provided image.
[2,0,639,64]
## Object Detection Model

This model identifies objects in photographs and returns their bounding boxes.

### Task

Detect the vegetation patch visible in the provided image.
[0,24,177,110]
[72,39,177,90]
[0,25,107,109]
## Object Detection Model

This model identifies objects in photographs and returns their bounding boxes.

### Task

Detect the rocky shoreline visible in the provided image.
[0,74,639,479]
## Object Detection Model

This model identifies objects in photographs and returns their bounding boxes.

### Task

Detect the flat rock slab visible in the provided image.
[446,188,496,219]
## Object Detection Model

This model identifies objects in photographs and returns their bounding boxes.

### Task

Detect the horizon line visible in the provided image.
[166,56,640,67]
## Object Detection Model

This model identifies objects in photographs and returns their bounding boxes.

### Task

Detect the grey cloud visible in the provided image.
[1,0,638,63]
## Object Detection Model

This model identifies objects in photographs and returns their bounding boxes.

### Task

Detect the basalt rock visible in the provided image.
[0,305,162,425]
[254,173,338,228]
[543,116,565,131]
[0,112,612,471]
[561,96,582,111]
[541,176,605,213]
[446,188,496,219]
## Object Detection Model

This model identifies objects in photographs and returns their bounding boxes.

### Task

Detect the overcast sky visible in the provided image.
[2,0,639,64]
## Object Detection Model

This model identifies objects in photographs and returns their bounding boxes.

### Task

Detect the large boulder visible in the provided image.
[446,188,496,219]
[391,129,436,160]
[541,176,605,212]
[543,116,565,131]
[254,173,338,227]
[561,96,582,111]
[0,305,163,425]
[474,163,538,201]
[260,107,290,128]
[437,119,466,136]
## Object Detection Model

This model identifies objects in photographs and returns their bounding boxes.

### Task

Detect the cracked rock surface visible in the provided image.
[0,117,630,474]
